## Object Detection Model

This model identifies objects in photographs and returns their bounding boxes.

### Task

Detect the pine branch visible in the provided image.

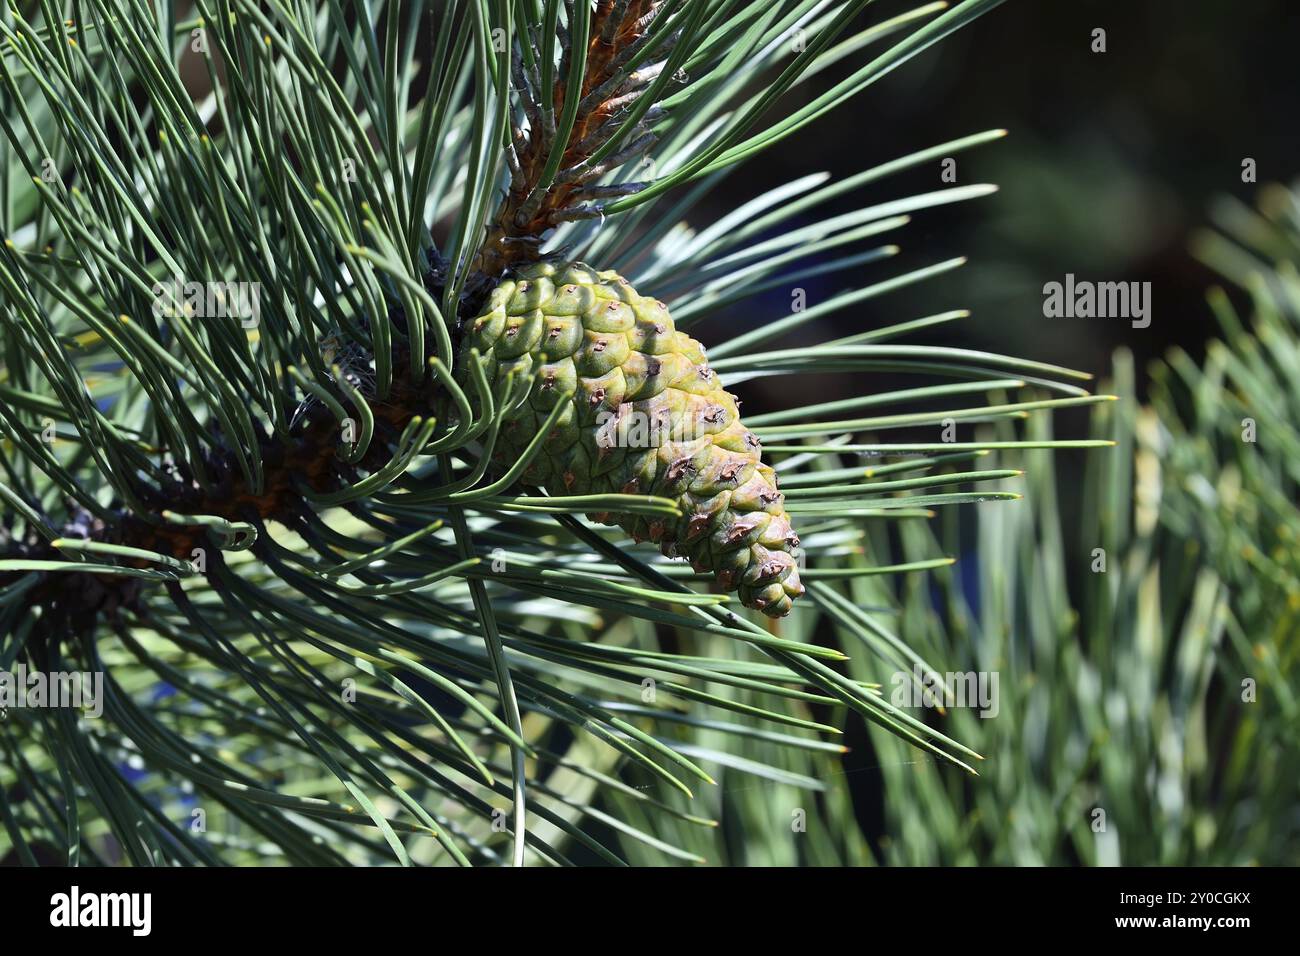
[2,1,677,638]
[474,0,670,275]
[4,335,442,636]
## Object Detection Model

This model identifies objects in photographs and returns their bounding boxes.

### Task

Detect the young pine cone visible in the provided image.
[461,262,804,617]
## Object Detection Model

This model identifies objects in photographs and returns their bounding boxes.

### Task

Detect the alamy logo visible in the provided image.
[890,665,999,718]
[0,665,102,718]
[1042,273,1151,328]
[151,275,261,327]
[50,886,151,936]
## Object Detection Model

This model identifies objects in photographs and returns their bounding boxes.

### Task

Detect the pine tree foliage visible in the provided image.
[605,182,1300,866]
[0,0,1116,865]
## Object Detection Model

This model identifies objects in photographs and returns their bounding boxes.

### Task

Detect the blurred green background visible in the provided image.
[615,0,1300,866]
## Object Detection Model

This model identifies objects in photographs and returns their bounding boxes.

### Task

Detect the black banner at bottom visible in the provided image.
[0,865,1282,942]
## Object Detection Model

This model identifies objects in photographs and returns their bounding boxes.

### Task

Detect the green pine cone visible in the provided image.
[460,261,805,617]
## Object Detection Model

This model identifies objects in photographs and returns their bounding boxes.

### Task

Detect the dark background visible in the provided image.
[697,0,1300,397]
